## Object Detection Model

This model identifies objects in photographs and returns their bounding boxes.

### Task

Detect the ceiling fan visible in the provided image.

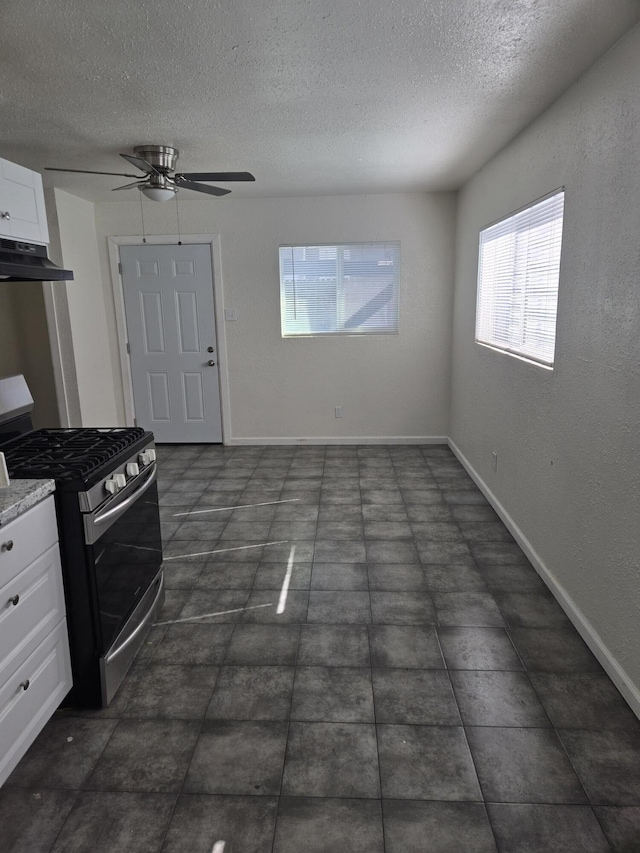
[45,144,255,201]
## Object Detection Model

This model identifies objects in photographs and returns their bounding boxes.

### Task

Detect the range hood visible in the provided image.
[0,238,73,282]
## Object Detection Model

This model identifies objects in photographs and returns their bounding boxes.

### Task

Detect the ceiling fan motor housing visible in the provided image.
[45,145,253,199]
[133,145,179,173]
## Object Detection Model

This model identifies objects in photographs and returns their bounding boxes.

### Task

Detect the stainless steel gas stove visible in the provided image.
[0,375,164,707]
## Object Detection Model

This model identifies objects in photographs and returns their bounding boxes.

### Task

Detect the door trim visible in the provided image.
[107,234,231,444]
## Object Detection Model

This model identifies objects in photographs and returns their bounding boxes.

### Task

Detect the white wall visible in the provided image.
[55,189,119,426]
[95,192,456,441]
[42,188,81,428]
[450,25,640,705]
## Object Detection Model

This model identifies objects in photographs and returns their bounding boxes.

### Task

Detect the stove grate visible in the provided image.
[2,427,147,482]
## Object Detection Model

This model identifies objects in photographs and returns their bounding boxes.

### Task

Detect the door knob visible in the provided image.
[1,211,10,220]
[208,360,216,366]
[207,346,214,353]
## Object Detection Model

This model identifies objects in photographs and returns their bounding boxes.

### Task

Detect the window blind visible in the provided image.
[475,190,565,367]
[279,242,400,336]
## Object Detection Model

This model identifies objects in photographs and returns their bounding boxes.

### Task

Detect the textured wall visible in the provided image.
[0,284,59,428]
[11,282,59,428]
[95,192,456,440]
[55,190,119,426]
[0,288,23,378]
[450,26,640,695]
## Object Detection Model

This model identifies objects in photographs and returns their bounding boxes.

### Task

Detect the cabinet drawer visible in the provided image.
[0,619,72,787]
[0,543,66,685]
[0,497,58,584]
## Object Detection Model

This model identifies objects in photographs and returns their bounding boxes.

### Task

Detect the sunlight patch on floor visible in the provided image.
[277,544,296,614]
[163,540,290,561]
[155,603,273,627]
[172,498,300,517]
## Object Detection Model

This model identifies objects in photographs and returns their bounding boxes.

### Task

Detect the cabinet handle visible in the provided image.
[20,679,30,691]
[1,540,14,551]
[9,594,19,606]
[1,211,10,220]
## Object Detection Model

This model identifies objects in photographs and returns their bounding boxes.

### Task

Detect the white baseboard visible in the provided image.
[226,436,448,446]
[448,438,640,720]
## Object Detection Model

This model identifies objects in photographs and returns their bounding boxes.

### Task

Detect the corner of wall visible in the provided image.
[54,189,120,426]
[448,438,640,720]
[42,188,82,426]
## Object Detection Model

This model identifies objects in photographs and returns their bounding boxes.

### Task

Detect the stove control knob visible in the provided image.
[105,478,119,494]
[139,449,156,466]
[126,462,140,477]
[147,448,156,462]
[114,473,127,489]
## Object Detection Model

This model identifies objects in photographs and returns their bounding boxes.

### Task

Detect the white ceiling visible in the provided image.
[1,0,639,202]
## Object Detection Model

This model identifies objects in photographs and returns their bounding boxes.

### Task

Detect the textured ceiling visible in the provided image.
[1,0,639,201]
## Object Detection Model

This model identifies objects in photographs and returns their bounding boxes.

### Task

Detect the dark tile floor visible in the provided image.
[3,444,640,852]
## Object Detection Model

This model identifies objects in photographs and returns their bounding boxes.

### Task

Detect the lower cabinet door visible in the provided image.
[0,619,72,787]
[0,543,66,686]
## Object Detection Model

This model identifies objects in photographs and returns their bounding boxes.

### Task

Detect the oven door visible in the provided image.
[83,463,163,653]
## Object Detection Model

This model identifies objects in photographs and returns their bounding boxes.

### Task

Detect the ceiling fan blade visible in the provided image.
[177,171,255,182]
[120,153,161,175]
[45,167,141,178]
[175,179,231,197]
[112,180,145,191]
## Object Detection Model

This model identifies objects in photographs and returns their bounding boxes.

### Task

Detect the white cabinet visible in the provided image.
[0,158,49,245]
[0,496,71,787]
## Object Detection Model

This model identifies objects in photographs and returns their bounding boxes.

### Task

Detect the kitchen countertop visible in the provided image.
[0,478,56,527]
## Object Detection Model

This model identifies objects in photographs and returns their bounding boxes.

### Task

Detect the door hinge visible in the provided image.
[126,342,130,354]
[118,261,123,275]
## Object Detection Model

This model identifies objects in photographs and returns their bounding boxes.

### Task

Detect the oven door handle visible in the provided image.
[105,571,165,663]
[84,462,157,545]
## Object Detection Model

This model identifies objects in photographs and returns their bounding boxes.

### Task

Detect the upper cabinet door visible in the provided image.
[0,159,49,245]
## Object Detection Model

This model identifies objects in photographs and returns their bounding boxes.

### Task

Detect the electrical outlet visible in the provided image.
[492,451,498,472]
[335,406,344,418]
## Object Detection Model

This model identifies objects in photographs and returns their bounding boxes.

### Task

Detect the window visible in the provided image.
[475,190,565,367]
[279,242,400,336]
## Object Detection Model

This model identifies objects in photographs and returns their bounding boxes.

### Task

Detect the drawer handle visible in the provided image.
[20,679,30,691]
[9,594,19,606]
[1,540,14,552]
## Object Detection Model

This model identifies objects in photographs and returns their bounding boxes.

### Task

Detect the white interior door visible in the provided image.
[120,243,222,443]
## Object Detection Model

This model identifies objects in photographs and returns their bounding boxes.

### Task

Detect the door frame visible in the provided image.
[107,234,231,444]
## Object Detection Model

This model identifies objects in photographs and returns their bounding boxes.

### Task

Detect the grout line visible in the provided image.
[43,444,631,852]
[522,667,599,817]
[273,582,305,853]
[367,546,387,852]
[158,446,270,853]
[46,790,87,852]
[421,446,501,850]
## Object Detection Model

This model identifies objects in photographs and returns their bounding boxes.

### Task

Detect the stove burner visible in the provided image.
[2,427,146,483]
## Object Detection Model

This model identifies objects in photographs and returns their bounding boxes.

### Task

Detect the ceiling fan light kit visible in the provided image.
[45,144,255,201]
[141,186,177,202]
